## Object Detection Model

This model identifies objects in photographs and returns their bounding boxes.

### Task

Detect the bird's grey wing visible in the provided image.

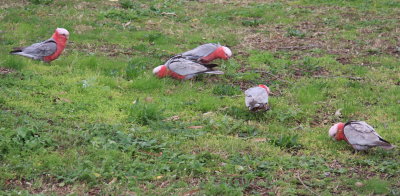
[245,87,268,108]
[167,58,209,75]
[22,39,57,57]
[247,87,268,103]
[180,43,220,60]
[344,121,387,147]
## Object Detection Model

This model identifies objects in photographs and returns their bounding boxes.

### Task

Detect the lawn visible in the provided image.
[0,0,399,195]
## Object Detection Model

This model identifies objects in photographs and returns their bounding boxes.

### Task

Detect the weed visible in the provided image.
[269,134,302,150]
[286,28,305,38]
[119,0,140,9]
[127,100,163,125]
[126,58,148,79]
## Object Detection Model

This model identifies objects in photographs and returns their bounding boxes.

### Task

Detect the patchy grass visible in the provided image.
[0,0,399,195]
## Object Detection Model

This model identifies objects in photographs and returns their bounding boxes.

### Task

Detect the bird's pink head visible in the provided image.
[53,28,69,42]
[329,122,345,141]
[258,84,271,94]
[153,65,168,78]
[210,46,232,60]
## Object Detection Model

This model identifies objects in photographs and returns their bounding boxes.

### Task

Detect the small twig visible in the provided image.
[217,95,242,98]
[161,12,177,16]
[313,75,364,80]
[277,44,319,50]
[297,172,319,196]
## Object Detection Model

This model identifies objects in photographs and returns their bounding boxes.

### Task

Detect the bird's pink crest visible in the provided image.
[258,84,270,94]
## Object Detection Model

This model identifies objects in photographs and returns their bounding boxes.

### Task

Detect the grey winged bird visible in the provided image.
[10,28,69,62]
[153,43,231,80]
[329,121,395,151]
[180,43,232,63]
[245,85,271,112]
[153,57,224,80]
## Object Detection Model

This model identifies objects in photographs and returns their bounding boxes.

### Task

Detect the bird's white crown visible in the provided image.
[56,28,70,36]
[153,65,163,74]
[329,123,339,138]
[222,46,232,57]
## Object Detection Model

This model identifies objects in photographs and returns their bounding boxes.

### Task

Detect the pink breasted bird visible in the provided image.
[153,57,224,80]
[245,85,271,112]
[10,28,69,62]
[180,43,232,63]
[329,121,395,151]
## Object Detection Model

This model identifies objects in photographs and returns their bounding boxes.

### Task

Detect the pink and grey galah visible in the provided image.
[153,43,231,80]
[245,85,271,112]
[329,121,395,151]
[153,57,224,80]
[180,43,232,63]
[10,28,69,62]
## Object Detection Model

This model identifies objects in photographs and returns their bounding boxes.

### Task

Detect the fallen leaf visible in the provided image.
[252,138,267,142]
[355,182,363,187]
[93,173,101,177]
[335,108,342,117]
[123,21,131,28]
[163,115,180,121]
[188,126,203,129]
[109,177,117,185]
[156,175,163,179]
[183,189,200,196]
[203,112,213,116]
[145,97,153,103]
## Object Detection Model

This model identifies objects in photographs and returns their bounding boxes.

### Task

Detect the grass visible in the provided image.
[0,0,399,195]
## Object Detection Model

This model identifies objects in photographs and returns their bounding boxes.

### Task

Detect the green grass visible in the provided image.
[0,0,399,195]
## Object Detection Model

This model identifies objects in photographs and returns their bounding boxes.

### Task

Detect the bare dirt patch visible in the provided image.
[0,67,14,75]
[241,7,400,65]
[72,42,136,56]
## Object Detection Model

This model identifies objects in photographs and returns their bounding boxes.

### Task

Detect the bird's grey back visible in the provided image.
[245,87,269,107]
[167,57,209,75]
[344,121,389,150]
[180,43,220,61]
[19,38,57,60]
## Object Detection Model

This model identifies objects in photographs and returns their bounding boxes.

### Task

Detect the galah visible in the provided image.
[245,85,271,112]
[153,57,224,80]
[180,43,232,63]
[10,28,69,62]
[329,121,395,151]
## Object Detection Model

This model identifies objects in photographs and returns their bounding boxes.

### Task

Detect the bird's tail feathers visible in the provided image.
[10,48,23,54]
[380,144,396,150]
[204,70,224,75]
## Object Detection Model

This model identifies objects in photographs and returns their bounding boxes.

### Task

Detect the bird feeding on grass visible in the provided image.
[10,28,69,63]
[180,43,232,63]
[245,85,271,112]
[329,121,395,151]
[153,57,224,80]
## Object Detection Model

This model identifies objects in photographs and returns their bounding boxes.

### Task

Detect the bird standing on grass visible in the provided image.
[329,121,395,151]
[10,28,69,62]
[245,85,271,112]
